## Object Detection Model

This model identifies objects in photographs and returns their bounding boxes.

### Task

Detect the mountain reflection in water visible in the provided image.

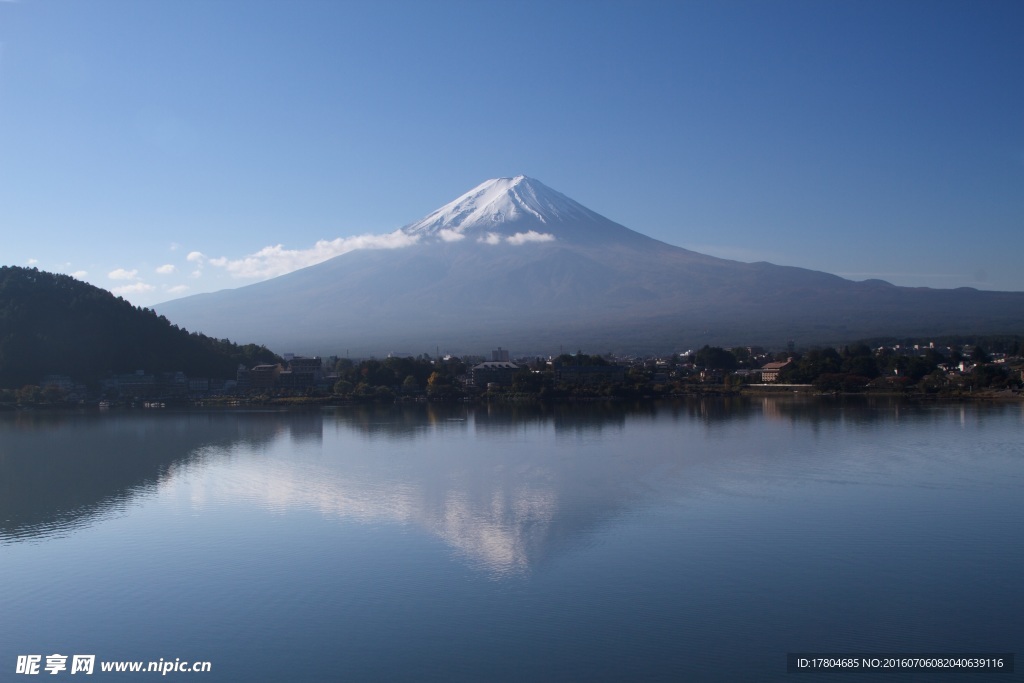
[3,399,1021,577]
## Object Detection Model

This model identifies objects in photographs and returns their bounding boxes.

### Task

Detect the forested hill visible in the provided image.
[0,267,280,387]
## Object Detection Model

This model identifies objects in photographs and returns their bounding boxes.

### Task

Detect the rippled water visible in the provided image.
[2,399,1022,681]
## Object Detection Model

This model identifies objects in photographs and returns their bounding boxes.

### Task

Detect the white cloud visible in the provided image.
[186,251,205,263]
[437,229,466,242]
[190,269,203,279]
[27,258,38,265]
[108,268,139,280]
[166,284,190,294]
[170,242,181,252]
[506,230,555,245]
[112,282,155,296]
[208,230,420,279]
[71,270,88,279]
[155,264,176,275]
[477,231,555,246]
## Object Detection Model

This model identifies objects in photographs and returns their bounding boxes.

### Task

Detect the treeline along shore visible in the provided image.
[5,339,1023,409]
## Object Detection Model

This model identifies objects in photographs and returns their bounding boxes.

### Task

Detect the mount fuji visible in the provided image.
[156,176,1024,355]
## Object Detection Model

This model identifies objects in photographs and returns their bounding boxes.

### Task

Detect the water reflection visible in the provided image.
[325,401,649,438]
[3,399,1020,577]
[0,410,304,541]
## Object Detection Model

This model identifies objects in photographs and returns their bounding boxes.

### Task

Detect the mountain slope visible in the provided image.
[0,266,279,387]
[155,176,1024,355]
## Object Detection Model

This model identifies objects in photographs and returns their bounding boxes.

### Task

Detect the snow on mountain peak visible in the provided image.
[402,175,599,239]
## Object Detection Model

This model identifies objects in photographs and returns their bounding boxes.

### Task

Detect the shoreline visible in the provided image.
[4,387,1021,412]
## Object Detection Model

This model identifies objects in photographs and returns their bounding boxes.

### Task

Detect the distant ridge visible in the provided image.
[155,177,1024,356]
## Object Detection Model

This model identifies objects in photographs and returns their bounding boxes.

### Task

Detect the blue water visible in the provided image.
[2,399,1021,681]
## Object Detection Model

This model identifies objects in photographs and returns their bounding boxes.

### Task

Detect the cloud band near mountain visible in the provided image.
[201,230,422,280]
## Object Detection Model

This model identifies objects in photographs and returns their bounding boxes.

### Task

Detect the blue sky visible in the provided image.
[1,0,1021,305]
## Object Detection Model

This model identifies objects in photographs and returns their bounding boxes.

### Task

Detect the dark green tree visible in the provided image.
[781,348,841,382]
[694,346,738,371]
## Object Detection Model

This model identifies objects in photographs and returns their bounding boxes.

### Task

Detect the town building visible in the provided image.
[759,359,793,383]
[471,361,520,388]
[248,364,282,390]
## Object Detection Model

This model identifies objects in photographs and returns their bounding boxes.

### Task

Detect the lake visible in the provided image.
[2,398,1021,681]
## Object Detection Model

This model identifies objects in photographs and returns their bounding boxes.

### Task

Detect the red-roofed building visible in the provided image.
[759,359,793,383]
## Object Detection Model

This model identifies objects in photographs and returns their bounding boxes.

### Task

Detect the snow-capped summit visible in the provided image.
[401,175,649,246]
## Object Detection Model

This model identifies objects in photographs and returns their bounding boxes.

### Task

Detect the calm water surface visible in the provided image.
[1,398,1022,681]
